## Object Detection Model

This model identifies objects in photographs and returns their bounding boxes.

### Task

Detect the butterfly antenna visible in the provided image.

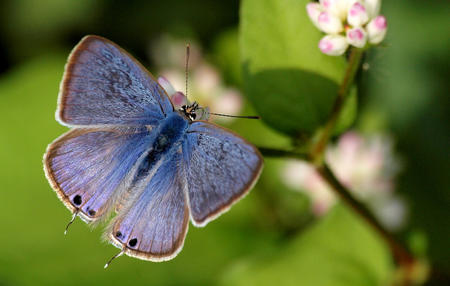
[64,211,78,235]
[210,112,260,120]
[104,249,124,269]
[185,43,190,102]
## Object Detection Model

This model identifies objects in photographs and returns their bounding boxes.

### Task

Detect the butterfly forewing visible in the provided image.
[183,121,263,226]
[58,35,173,127]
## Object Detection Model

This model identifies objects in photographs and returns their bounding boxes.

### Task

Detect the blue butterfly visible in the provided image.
[43,35,263,265]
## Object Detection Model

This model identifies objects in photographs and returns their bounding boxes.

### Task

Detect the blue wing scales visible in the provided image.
[57,35,173,127]
[183,121,263,226]
[44,126,153,222]
[108,150,189,261]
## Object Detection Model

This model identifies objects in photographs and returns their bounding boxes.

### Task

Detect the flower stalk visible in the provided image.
[315,163,415,266]
[260,147,417,281]
[310,47,364,164]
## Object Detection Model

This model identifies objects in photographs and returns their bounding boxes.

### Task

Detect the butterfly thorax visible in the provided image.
[153,112,188,151]
[134,112,189,181]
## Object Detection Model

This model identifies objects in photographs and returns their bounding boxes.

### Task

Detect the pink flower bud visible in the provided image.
[319,35,348,56]
[157,76,177,96]
[320,0,331,9]
[317,11,343,34]
[170,91,187,109]
[346,27,367,48]
[347,2,369,27]
[364,0,381,18]
[306,3,323,29]
[367,15,387,44]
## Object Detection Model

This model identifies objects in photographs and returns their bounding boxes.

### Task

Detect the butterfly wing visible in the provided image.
[57,35,173,127]
[44,126,153,222]
[107,150,189,261]
[183,121,263,227]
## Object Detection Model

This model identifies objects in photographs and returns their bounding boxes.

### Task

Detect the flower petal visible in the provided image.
[306,3,323,29]
[318,35,349,56]
[317,11,344,34]
[364,0,381,18]
[367,15,387,44]
[347,2,369,27]
[157,76,177,96]
[320,0,353,20]
[346,27,367,48]
[170,91,187,109]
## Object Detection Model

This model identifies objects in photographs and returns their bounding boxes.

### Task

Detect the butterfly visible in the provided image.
[43,35,263,265]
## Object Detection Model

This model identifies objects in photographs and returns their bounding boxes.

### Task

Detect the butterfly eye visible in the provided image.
[73,195,82,206]
[128,238,138,247]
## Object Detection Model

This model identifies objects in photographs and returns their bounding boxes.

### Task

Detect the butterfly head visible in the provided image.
[180,101,210,121]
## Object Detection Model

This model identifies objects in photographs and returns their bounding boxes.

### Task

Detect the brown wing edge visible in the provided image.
[55,35,174,128]
[43,129,89,221]
[185,120,264,228]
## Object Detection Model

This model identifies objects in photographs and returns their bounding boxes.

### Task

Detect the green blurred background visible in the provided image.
[0,0,448,285]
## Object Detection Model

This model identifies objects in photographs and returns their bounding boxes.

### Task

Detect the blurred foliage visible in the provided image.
[220,206,392,286]
[0,0,448,285]
[360,1,450,272]
[212,28,242,87]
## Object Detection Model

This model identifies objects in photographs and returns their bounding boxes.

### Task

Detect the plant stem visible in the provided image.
[259,47,418,282]
[310,47,364,164]
[316,163,416,268]
[261,147,417,276]
[258,147,310,161]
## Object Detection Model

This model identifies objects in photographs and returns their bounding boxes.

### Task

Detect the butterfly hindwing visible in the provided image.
[183,121,263,226]
[44,126,153,222]
[108,150,189,261]
[58,35,173,127]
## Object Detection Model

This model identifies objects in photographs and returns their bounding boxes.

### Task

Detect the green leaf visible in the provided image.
[240,0,357,136]
[220,205,393,286]
[212,28,242,86]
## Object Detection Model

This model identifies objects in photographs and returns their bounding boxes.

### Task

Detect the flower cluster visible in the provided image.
[307,0,387,56]
[282,131,407,230]
[150,35,243,122]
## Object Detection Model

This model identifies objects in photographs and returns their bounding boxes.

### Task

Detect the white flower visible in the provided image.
[157,76,177,97]
[317,11,344,34]
[157,76,188,109]
[319,35,349,56]
[366,15,387,44]
[320,0,355,21]
[364,0,381,18]
[306,0,387,56]
[346,27,367,48]
[281,131,406,229]
[306,3,323,29]
[347,2,369,27]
